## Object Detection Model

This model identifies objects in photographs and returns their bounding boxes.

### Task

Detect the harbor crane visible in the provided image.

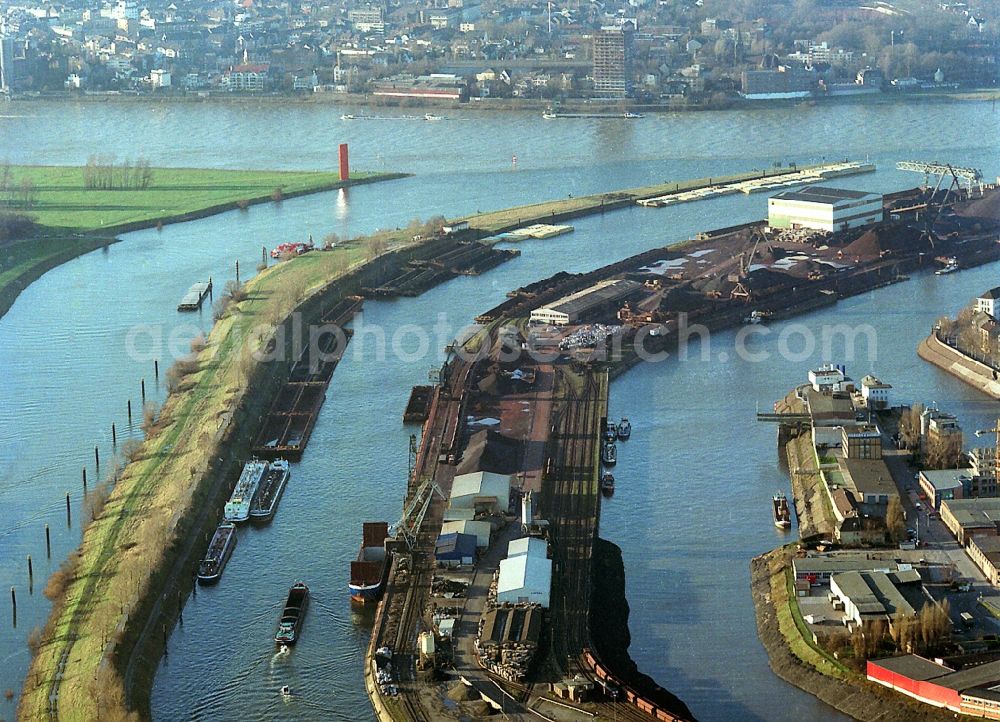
[895,161,983,248]
[730,229,764,303]
[975,418,1000,488]
[896,160,984,198]
[393,476,446,550]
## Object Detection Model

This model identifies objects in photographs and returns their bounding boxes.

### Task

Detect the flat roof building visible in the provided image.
[441,519,492,548]
[497,550,552,607]
[967,535,1000,585]
[919,469,974,509]
[529,279,641,326]
[868,655,1000,717]
[593,23,635,98]
[768,186,883,232]
[792,554,901,584]
[941,498,1000,545]
[449,471,512,513]
[831,569,919,626]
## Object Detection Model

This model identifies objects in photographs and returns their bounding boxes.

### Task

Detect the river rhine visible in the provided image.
[1,99,998,721]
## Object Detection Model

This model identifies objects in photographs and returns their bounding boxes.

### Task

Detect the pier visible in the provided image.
[636,161,875,208]
[177,279,212,311]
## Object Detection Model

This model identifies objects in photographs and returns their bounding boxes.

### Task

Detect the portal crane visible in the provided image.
[394,477,446,550]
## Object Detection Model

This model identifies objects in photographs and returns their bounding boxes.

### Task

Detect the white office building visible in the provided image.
[768,186,883,232]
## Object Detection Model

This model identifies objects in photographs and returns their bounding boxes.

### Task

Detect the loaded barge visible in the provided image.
[198,523,237,584]
[250,459,291,522]
[252,296,362,459]
[275,582,309,645]
[177,279,213,311]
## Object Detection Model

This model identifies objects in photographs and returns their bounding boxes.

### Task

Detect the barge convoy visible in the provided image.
[349,522,392,603]
[197,523,237,584]
[275,582,310,645]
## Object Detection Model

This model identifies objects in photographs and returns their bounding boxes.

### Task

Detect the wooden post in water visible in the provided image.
[127,399,132,423]
[10,587,15,627]
[45,524,51,558]
[112,423,117,447]
[154,359,159,380]
[262,246,267,267]
[141,378,146,404]
[27,555,32,586]
[95,445,100,470]
[66,492,71,527]
[236,259,240,286]
[82,467,87,488]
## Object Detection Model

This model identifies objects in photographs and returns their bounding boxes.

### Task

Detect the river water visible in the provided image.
[0,99,998,721]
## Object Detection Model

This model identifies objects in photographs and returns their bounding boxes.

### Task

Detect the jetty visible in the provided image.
[177,279,213,311]
[637,161,875,208]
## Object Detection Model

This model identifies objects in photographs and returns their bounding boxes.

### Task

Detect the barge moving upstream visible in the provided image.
[275,582,309,645]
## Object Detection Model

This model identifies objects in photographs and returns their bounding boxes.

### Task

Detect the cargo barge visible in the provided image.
[252,296,362,459]
[773,493,792,529]
[198,523,237,584]
[350,522,392,604]
[250,459,290,523]
[403,385,434,423]
[177,279,213,311]
[275,582,309,645]
[223,459,268,523]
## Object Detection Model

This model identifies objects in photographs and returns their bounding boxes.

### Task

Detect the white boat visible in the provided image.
[935,261,959,275]
[224,459,268,523]
[424,113,443,121]
[542,111,557,120]
[340,114,355,120]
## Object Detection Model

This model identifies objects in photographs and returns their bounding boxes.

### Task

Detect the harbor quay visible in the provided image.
[360,171,1000,721]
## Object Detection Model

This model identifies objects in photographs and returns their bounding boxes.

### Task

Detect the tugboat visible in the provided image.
[935,258,959,275]
[224,459,268,523]
[197,523,237,584]
[601,472,616,496]
[250,459,291,523]
[604,422,618,442]
[772,493,792,530]
[617,417,631,440]
[602,441,617,466]
[275,582,309,645]
[350,522,392,603]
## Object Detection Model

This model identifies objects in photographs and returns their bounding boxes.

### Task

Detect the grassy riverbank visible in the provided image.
[0,165,404,319]
[16,241,384,721]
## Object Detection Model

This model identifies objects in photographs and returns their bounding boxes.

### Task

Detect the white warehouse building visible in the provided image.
[768,186,883,232]
[496,537,552,607]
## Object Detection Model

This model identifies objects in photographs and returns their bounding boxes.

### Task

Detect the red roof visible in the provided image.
[229,63,269,74]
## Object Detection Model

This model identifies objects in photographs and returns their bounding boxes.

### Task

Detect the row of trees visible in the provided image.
[827,600,953,669]
[0,163,38,211]
[82,155,154,191]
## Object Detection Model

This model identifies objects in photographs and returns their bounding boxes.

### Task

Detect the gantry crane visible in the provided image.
[730,229,764,303]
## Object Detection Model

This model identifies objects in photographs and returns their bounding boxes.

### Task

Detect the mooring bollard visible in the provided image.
[45,524,51,558]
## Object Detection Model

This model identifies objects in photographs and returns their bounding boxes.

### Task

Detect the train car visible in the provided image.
[656,709,682,722]
[636,697,656,714]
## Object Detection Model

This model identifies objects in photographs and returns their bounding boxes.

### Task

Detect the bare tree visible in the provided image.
[886,495,906,542]
[899,403,925,451]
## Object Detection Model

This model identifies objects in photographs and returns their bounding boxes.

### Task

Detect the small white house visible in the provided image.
[860,375,891,409]
[976,287,1000,318]
[809,363,846,392]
